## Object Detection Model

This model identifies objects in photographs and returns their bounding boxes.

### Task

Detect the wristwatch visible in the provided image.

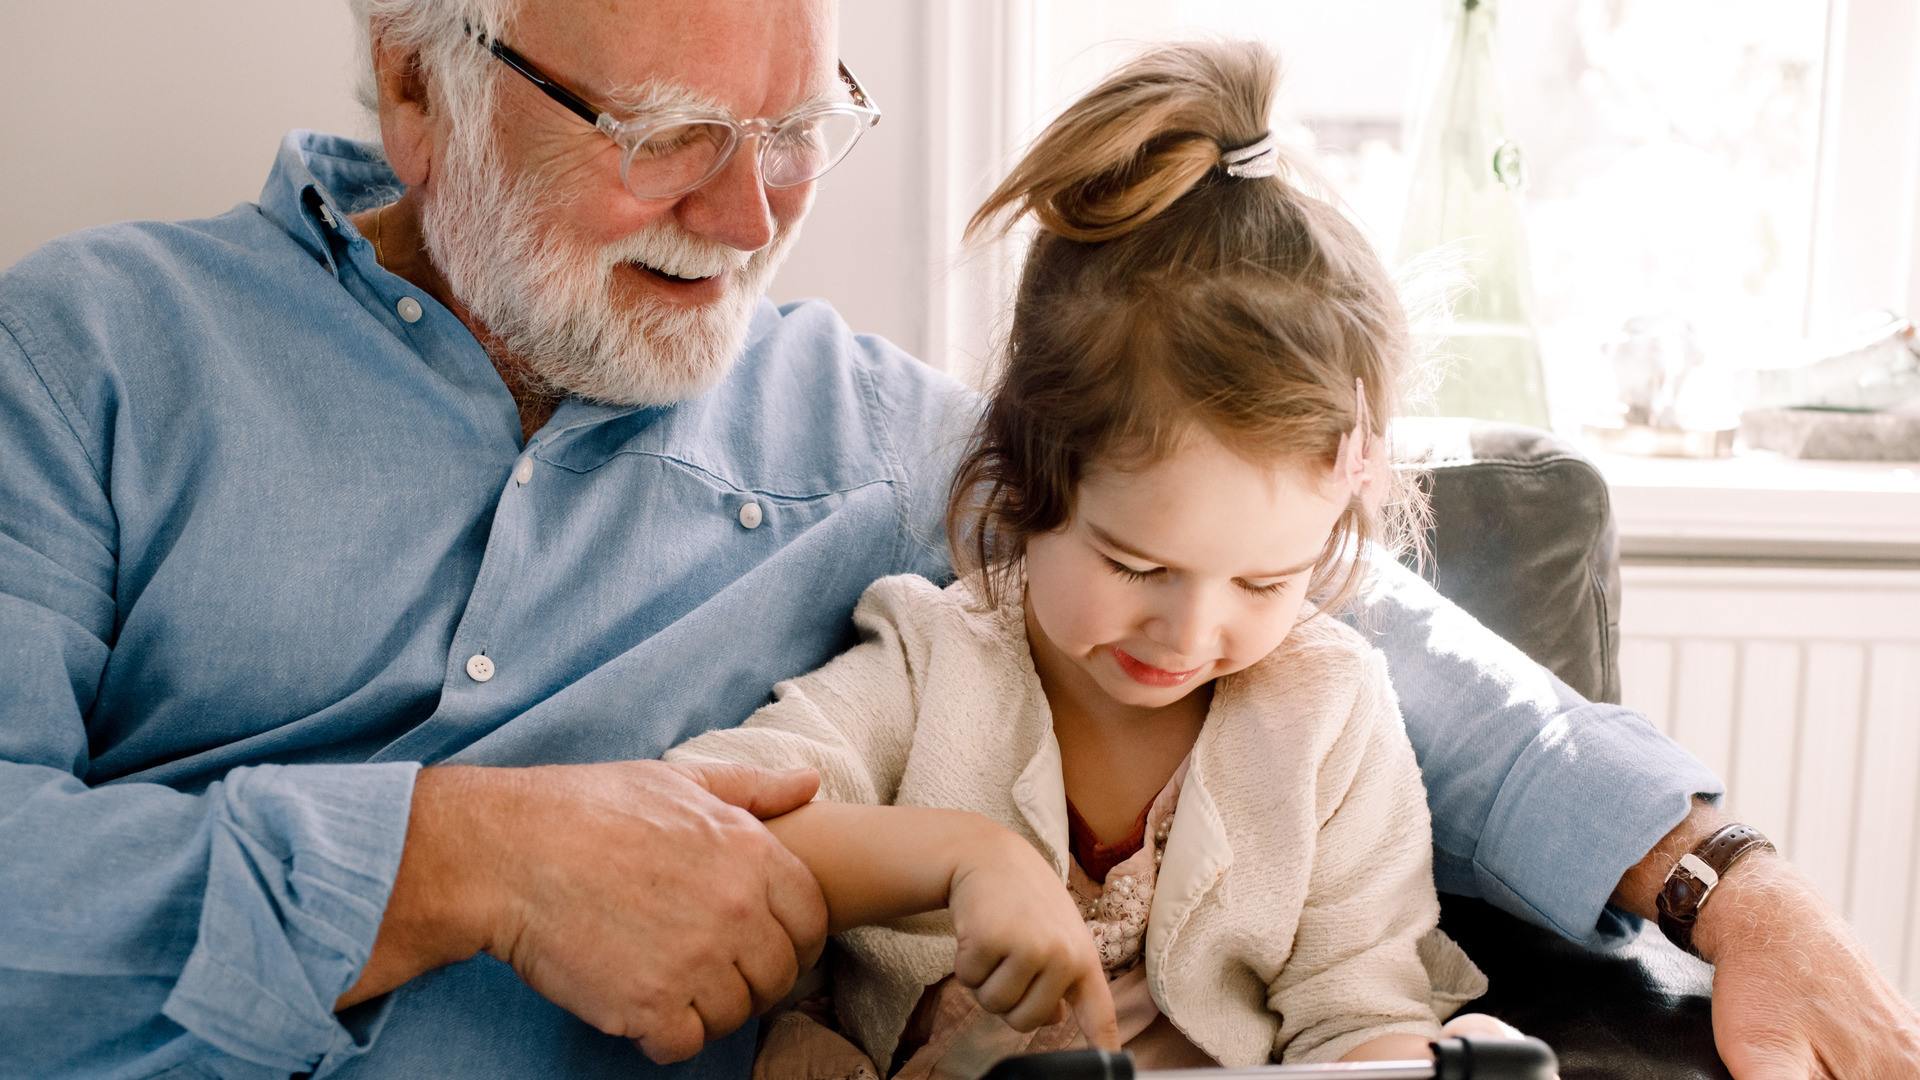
[1655,822,1776,957]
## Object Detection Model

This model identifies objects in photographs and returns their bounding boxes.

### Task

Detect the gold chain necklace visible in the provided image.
[373,202,387,266]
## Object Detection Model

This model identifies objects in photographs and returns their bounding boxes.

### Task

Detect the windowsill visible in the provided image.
[1588,447,1920,565]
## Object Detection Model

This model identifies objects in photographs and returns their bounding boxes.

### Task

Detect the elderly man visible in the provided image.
[0,0,1914,1077]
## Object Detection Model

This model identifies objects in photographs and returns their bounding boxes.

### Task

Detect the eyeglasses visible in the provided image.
[469,27,882,202]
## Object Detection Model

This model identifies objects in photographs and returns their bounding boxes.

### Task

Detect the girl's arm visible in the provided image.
[762,800,1121,1049]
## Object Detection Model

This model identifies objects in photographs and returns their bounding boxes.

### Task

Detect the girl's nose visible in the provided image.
[1146,584,1220,660]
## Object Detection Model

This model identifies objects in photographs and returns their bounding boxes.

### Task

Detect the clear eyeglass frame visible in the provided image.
[471,26,882,202]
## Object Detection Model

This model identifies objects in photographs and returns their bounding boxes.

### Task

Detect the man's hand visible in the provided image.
[1693,855,1920,1080]
[1614,803,1920,1079]
[337,760,828,1065]
[949,830,1120,1049]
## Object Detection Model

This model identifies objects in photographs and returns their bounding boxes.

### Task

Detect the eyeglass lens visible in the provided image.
[623,110,871,199]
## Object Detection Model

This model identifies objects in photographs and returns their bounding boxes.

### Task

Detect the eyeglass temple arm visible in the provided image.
[483,39,605,127]
[838,61,880,122]
[473,22,877,130]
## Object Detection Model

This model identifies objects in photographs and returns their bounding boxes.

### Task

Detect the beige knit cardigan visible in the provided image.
[666,573,1485,1067]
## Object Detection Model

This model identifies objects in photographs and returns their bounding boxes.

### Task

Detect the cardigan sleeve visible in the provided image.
[1267,649,1457,1063]
[664,575,932,805]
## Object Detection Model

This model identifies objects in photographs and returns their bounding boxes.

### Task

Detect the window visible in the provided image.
[1000,0,1920,428]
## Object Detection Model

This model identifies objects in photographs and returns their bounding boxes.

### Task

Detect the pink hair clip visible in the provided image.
[1334,378,1369,491]
[1333,378,1387,512]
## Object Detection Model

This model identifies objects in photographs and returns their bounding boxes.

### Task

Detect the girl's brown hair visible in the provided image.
[948,40,1424,613]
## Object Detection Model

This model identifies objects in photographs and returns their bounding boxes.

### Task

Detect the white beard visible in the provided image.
[419,116,800,406]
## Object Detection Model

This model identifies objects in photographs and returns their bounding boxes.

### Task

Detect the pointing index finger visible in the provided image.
[1069,967,1120,1051]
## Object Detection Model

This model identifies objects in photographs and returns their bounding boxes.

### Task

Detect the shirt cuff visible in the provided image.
[162,761,419,1073]
[1469,704,1725,948]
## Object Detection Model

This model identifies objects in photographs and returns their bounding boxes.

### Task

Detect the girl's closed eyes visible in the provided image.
[1096,552,1308,598]
[1099,556,1158,583]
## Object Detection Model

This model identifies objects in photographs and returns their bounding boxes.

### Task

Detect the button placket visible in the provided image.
[367,443,537,765]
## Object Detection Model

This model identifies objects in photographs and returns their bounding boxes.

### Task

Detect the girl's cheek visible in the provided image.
[1067,584,1132,654]
[1051,582,1108,648]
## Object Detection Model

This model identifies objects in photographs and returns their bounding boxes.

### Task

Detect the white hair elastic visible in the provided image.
[1220,132,1280,179]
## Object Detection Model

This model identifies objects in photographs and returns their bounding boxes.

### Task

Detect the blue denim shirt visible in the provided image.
[0,132,1721,1079]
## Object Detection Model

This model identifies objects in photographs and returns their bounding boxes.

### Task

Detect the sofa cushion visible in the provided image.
[1393,419,1623,704]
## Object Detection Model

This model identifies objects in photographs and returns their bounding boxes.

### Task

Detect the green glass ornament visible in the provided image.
[1399,0,1551,428]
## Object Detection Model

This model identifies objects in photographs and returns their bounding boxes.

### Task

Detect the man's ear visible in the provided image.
[370,28,438,189]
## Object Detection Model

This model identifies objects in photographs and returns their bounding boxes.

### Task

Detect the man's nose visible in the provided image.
[674,138,777,253]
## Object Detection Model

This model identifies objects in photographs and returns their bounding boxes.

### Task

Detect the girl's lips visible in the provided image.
[1111,647,1203,688]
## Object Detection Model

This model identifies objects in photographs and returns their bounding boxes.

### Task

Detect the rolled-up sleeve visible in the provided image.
[0,316,419,1076]
[1348,557,1724,947]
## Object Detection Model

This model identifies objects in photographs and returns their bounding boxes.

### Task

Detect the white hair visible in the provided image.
[348,0,515,125]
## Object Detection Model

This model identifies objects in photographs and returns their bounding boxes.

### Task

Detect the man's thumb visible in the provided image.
[673,761,820,819]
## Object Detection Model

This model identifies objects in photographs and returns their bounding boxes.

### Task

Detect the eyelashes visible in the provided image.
[1100,555,1292,597]
[1101,555,1157,584]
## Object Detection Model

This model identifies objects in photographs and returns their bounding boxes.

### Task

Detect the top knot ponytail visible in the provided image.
[967,41,1280,243]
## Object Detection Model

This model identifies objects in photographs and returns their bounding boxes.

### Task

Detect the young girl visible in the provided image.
[666,40,1505,1077]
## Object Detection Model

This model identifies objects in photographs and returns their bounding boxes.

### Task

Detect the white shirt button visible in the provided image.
[738,501,763,529]
[514,458,533,485]
[397,296,424,323]
[465,654,495,682]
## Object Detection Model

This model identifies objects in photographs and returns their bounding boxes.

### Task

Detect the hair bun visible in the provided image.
[969,41,1280,244]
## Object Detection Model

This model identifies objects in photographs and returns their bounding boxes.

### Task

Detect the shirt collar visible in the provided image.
[259,129,405,272]
[252,129,791,437]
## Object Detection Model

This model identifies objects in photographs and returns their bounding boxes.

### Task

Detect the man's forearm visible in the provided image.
[1608,796,1726,924]
[1353,557,1724,944]
[1609,798,1820,970]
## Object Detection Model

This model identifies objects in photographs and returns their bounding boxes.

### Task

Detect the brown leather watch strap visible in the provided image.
[1656,822,1776,957]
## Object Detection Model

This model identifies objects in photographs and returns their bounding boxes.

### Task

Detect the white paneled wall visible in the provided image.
[1619,565,1920,1001]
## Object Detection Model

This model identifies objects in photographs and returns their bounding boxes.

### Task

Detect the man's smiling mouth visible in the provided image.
[629,261,717,284]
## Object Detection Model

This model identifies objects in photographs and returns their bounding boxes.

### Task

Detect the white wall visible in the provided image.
[0,2,368,268]
[768,1,932,360]
[0,0,936,361]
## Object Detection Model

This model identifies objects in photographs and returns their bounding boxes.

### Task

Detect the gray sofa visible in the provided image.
[1404,420,1725,1080]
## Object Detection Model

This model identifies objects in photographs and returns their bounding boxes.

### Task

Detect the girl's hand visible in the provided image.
[947,829,1121,1050]
[1436,1015,1558,1080]
[1342,1014,1538,1068]
[1438,1013,1525,1041]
